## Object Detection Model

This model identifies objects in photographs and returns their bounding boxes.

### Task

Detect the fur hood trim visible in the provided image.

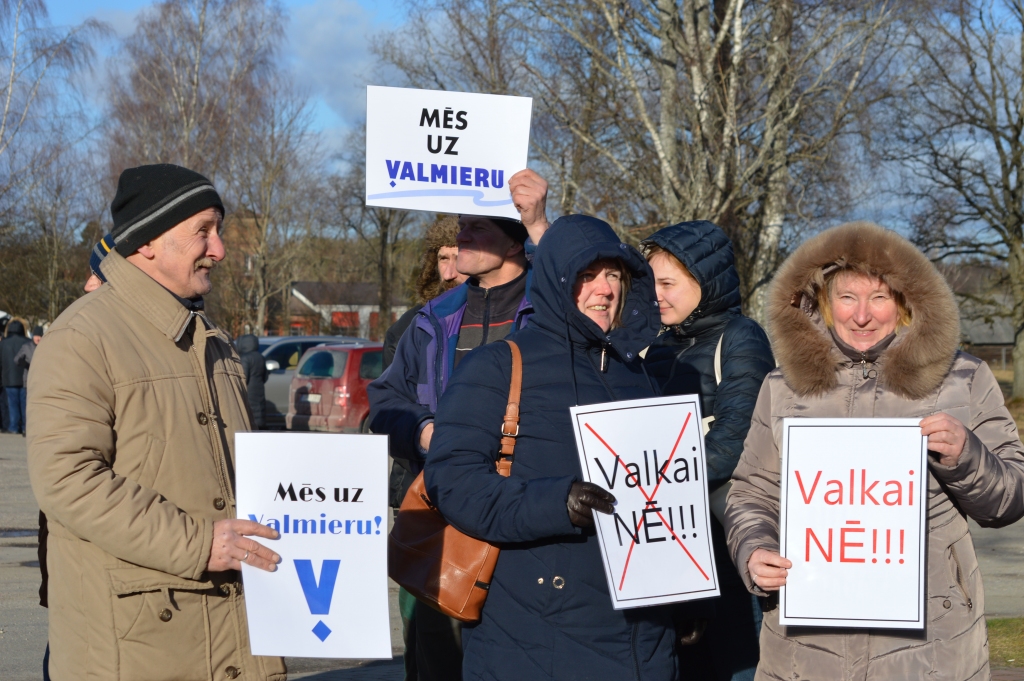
[767,221,960,399]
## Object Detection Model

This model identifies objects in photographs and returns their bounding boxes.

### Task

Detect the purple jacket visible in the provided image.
[367,274,533,465]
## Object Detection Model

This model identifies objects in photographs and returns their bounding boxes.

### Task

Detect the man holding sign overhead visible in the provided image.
[366,85,552,681]
[725,222,1024,681]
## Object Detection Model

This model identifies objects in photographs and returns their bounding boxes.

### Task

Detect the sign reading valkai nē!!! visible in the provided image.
[570,395,720,609]
[779,418,928,629]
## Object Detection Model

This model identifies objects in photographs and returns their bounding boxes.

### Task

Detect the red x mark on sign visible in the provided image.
[584,412,710,590]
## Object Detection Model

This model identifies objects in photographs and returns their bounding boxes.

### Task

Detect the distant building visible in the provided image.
[940,263,1015,371]
[286,282,409,340]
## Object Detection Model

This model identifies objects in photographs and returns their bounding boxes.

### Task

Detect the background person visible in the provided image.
[725,221,1024,680]
[1,319,32,434]
[381,213,467,681]
[642,221,774,680]
[383,214,467,371]
[236,334,269,429]
[370,168,548,681]
[425,216,676,681]
[27,164,285,680]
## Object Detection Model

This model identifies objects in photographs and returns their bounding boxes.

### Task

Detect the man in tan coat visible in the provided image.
[28,164,285,681]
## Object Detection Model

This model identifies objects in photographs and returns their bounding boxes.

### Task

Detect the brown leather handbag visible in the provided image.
[387,339,523,622]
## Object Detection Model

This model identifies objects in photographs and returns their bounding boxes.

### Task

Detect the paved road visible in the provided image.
[3,432,1024,680]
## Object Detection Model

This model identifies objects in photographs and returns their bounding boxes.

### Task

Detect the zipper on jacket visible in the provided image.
[860,354,868,378]
[481,287,491,345]
[600,345,608,373]
[950,544,974,610]
[630,621,642,681]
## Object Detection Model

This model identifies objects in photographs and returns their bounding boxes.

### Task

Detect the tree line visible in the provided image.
[1,0,1024,397]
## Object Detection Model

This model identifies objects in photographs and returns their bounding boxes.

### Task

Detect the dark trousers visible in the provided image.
[6,387,26,433]
[0,386,7,431]
[677,518,761,681]
[400,588,463,681]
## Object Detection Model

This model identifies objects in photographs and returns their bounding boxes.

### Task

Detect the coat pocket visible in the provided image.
[108,567,214,681]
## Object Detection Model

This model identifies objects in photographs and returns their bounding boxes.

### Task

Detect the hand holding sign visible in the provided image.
[567,481,616,528]
[748,548,791,591]
[920,412,968,466]
[208,519,281,572]
[508,169,549,241]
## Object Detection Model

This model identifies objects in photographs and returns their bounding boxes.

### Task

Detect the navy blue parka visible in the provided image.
[425,216,678,681]
[642,221,774,489]
[642,221,774,680]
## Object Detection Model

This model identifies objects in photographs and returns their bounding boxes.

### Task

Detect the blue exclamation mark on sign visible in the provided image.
[295,559,341,641]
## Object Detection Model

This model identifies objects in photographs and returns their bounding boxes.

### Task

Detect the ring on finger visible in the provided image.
[243,550,250,562]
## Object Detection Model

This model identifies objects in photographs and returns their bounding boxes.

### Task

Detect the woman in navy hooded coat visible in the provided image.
[425,215,678,681]
[642,221,775,680]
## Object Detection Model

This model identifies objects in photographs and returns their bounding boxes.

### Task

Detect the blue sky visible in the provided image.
[44,0,405,146]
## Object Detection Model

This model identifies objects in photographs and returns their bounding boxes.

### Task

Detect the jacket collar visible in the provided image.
[100,250,207,343]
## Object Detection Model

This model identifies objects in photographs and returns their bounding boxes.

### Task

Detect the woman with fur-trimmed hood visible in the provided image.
[725,222,1024,680]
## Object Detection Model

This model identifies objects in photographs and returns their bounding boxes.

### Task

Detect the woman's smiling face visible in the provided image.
[828,272,900,351]
[573,260,623,333]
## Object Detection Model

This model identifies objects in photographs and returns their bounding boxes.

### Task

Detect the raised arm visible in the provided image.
[509,169,549,246]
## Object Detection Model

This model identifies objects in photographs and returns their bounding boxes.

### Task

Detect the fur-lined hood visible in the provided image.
[767,221,960,399]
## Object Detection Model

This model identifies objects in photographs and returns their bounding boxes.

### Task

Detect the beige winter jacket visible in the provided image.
[725,222,1024,681]
[27,250,286,681]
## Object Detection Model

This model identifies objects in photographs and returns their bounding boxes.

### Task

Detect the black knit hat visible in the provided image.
[110,164,224,256]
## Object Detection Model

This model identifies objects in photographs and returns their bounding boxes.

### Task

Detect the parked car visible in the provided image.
[286,343,384,433]
[258,335,365,429]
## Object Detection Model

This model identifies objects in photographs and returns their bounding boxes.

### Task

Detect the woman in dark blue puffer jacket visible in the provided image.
[425,215,678,681]
[642,221,775,681]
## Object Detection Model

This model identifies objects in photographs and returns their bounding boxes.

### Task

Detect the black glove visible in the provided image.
[567,482,616,528]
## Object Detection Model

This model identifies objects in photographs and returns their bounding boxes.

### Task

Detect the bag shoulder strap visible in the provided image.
[714,333,724,386]
[496,340,523,476]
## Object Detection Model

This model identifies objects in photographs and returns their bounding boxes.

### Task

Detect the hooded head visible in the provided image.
[768,221,960,399]
[530,215,660,360]
[641,220,741,331]
[236,334,259,355]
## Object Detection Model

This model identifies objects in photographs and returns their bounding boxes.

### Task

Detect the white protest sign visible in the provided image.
[570,395,720,609]
[365,85,533,219]
[236,432,391,658]
[779,418,928,629]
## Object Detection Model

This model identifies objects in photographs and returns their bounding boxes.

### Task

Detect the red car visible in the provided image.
[286,343,383,433]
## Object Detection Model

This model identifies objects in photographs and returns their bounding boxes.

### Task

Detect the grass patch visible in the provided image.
[990,617,1024,667]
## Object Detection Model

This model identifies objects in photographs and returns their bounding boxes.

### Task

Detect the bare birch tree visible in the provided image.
[105,0,283,183]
